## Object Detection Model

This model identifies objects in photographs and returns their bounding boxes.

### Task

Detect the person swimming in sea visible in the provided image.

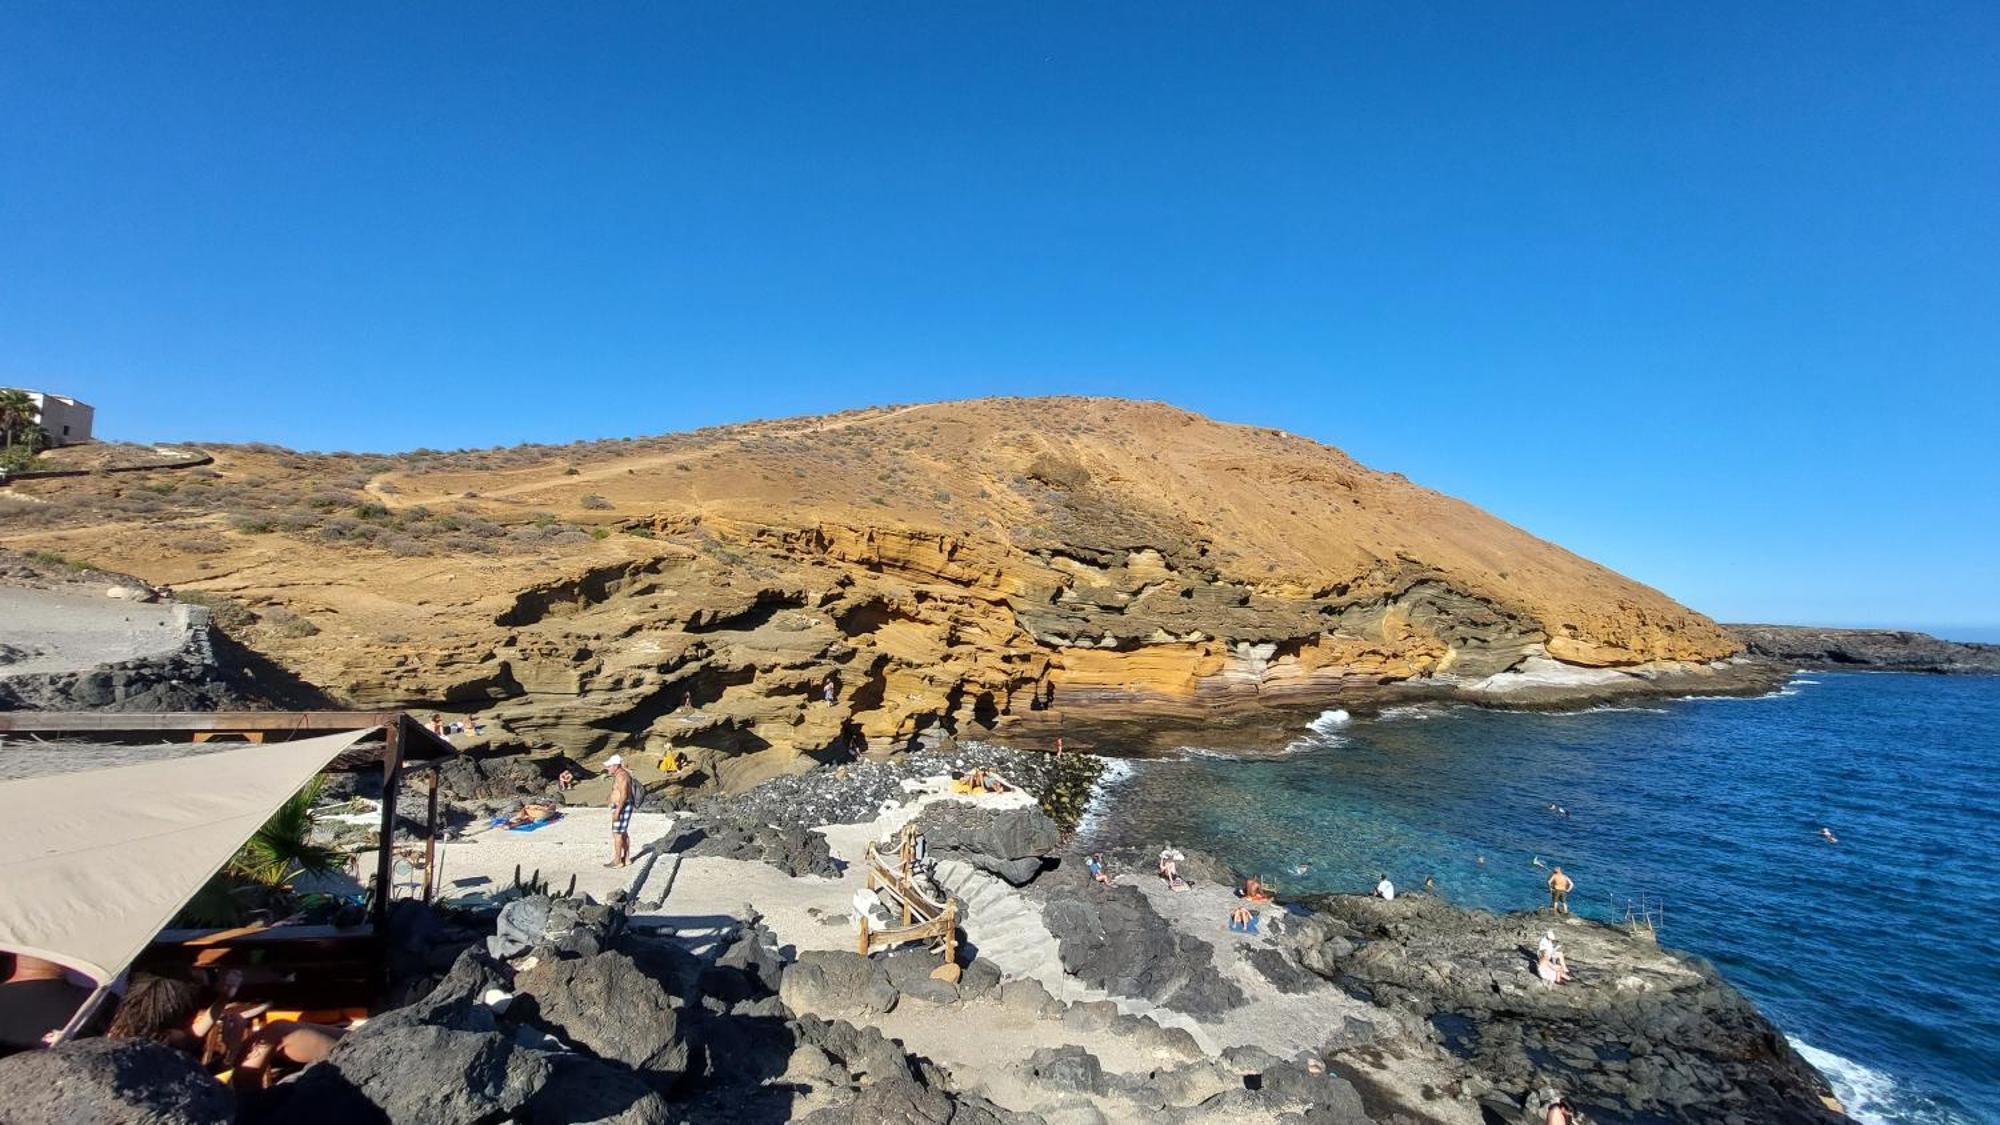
[1291,863,1310,876]
[1820,826,1839,844]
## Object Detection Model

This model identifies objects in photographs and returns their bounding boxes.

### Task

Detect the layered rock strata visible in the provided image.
[0,398,1745,788]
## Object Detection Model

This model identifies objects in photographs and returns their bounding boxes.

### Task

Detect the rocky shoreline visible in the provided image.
[0,740,1850,1124]
[1727,623,2000,675]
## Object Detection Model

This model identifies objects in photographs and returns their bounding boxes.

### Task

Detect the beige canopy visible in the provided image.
[0,729,372,984]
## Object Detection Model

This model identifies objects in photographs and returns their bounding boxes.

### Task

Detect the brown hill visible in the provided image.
[0,397,1738,787]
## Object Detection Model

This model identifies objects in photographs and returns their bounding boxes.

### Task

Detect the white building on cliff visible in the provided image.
[5,389,95,446]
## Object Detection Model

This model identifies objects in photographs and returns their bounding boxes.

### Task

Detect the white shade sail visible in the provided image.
[0,729,373,984]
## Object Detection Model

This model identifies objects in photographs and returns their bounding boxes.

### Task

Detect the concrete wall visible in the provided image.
[26,392,94,446]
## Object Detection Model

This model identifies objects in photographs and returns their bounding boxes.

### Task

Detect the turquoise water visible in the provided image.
[1080,673,2000,1124]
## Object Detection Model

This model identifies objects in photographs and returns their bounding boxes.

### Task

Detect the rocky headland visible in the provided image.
[1727,623,2000,675]
[2,397,1761,789]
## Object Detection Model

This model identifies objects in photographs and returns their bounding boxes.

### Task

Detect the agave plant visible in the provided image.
[228,777,342,888]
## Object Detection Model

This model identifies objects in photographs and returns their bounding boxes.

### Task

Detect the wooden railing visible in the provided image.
[858,824,961,982]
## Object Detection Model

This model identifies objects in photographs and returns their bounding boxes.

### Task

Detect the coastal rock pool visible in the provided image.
[1077,672,2000,1125]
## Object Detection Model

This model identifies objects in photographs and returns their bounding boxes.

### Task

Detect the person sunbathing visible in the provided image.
[503,801,560,828]
[966,768,1010,793]
[1241,877,1274,903]
[221,1014,345,1090]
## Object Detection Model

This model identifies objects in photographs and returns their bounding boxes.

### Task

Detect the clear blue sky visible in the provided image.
[3,5,1996,636]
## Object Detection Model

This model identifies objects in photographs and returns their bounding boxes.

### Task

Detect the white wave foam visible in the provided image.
[1375,703,1447,722]
[1791,678,1822,685]
[1075,755,1139,838]
[1669,688,1792,703]
[1541,704,1671,717]
[1173,746,1236,761]
[1790,1039,1898,1124]
[1308,708,1351,734]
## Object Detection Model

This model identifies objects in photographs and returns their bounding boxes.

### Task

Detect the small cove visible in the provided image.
[1072,672,2000,1124]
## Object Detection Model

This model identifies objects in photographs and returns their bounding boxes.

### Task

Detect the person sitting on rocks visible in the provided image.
[1158,845,1187,889]
[1545,1095,1578,1124]
[1086,853,1110,884]
[104,972,204,1054]
[1536,943,1571,986]
[1374,874,1396,900]
[557,769,576,791]
[1241,876,1274,903]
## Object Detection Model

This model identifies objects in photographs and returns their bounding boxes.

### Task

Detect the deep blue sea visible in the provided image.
[1079,672,2000,1124]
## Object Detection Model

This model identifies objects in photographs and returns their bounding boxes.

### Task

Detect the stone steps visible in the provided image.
[932,860,1218,1053]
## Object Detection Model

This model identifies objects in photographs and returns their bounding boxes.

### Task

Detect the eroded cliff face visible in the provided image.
[0,397,1739,789]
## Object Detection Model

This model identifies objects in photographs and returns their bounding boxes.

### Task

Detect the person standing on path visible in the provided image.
[1548,866,1574,914]
[605,755,635,868]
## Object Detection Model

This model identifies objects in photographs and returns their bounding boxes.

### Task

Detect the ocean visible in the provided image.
[1077,672,2000,1124]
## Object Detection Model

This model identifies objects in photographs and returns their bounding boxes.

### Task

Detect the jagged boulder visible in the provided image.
[435,753,554,802]
[1039,872,1245,1017]
[880,949,959,1005]
[1025,1044,1104,1095]
[488,894,621,959]
[1293,894,1846,1123]
[779,951,899,1017]
[701,915,785,1005]
[656,814,839,878]
[270,1020,554,1124]
[0,1038,234,1125]
[911,800,1061,886]
[515,951,690,1083]
[525,1055,672,1124]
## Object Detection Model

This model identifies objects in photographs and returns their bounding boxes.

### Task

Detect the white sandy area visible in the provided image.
[1467,654,1637,694]
[0,587,195,677]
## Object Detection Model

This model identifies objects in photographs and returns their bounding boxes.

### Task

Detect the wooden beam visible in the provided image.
[0,709,458,762]
[0,711,404,734]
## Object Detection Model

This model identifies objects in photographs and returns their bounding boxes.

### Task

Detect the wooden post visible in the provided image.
[421,766,440,903]
[372,720,403,929]
[857,914,871,957]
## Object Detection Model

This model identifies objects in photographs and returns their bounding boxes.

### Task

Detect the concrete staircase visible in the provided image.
[932,860,1218,1053]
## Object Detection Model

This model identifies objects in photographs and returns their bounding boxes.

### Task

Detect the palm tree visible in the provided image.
[0,389,36,453]
[228,776,342,888]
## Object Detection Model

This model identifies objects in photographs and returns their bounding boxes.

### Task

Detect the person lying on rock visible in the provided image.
[503,801,561,828]
[966,768,1009,793]
[1227,905,1260,934]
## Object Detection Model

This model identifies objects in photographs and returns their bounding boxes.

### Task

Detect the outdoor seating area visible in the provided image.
[0,711,456,1054]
